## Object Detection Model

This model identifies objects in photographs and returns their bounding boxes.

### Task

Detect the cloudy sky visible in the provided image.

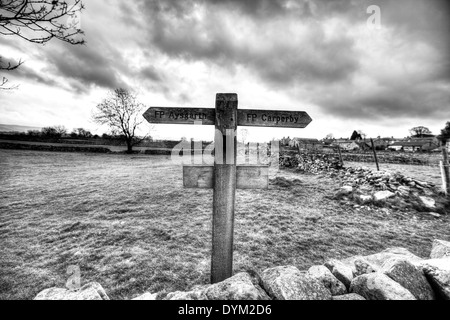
[1,0,449,141]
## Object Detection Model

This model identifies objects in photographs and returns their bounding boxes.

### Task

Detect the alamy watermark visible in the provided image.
[66,265,81,291]
[367,5,381,30]
[169,128,281,172]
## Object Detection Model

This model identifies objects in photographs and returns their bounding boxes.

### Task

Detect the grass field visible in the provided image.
[1,149,449,300]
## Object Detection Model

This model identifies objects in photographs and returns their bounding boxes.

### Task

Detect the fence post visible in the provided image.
[441,139,450,196]
[370,139,380,171]
[337,144,343,167]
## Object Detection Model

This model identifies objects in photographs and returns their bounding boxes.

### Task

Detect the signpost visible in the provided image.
[143,107,312,128]
[143,93,312,283]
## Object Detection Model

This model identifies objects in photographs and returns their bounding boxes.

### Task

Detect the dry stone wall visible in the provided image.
[0,142,110,153]
[34,239,450,300]
[280,151,448,216]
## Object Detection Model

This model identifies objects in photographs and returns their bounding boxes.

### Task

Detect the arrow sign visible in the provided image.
[143,107,312,128]
[143,107,216,126]
[143,94,313,284]
[238,109,312,128]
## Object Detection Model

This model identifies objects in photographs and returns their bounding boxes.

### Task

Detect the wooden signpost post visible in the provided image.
[143,93,312,283]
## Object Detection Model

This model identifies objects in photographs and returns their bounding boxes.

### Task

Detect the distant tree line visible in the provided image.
[0,124,153,148]
[324,124,448,142]
[24,126,97,139]
[24,126,153,142]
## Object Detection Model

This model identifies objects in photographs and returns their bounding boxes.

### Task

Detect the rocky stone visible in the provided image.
[350,273,416,300]
[420,258,450,300]
[165,285,209,300]
[419,197,436,210]
[261,266,331,300]
[427,212,441,218]
[34,282,109,300]
[381,259,435,300]
[344,247,423,269]
[430,239,450,259]
[397,186,411,197]
[204,272,270,300]
[332,293,366,300]
[353,258,378,277]
[307,265,347,296]
[373,191,395,202]
[132,292,158,300]
[355,194,373,204]
[336,186,353,197]
[165,290,207,300]
[324,259,353,289]
[414,180,428,188]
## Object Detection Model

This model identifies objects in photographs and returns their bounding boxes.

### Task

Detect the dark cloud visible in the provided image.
[0,55,62,89]
[254,33,358,86]
[136,0,359,88]
[139,66,163,82]
[128,0,450,122]
[2,0,448,128]
[317,81,450,121]
[139,0,314,19]
[9,64,59,87]
[32,34,129,93]
[207,0,300,17]
[377,0,450,51]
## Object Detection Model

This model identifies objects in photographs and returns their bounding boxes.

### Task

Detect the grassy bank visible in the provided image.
[0,150,449,300]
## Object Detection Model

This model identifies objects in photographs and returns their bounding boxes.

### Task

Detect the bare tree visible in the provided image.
[325,133,334,140]
[71,127,91,138]
[0,0,85,88]
[93,88,148,154]
[53,125,67,136]
[41,125,66,138]
[409,126,432,138]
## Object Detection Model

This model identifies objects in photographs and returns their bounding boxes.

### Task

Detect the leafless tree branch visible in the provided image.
[0,0,85,89]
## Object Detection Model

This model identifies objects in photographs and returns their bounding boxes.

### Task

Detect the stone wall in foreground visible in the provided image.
[34,239,450,300]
